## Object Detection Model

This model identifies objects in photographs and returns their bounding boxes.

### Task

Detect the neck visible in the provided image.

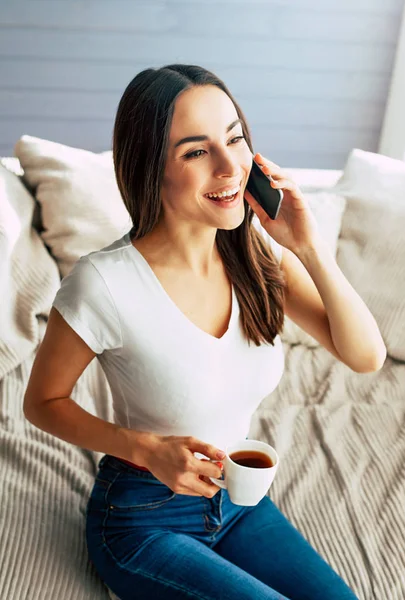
[131,224,222,278]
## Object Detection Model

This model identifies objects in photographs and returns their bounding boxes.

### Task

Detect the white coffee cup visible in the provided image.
[209,439,279,506]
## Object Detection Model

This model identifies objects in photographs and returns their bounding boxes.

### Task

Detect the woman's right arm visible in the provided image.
[23,307,155,464]
[24,308,223,497]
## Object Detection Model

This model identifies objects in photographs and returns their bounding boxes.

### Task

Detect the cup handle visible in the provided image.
[209,476,227,489]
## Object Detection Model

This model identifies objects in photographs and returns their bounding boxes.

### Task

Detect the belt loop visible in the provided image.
[98,454,109,469]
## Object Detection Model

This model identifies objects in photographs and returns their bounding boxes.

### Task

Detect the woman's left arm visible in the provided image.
[245,152,387,373]
[281,242,387,373]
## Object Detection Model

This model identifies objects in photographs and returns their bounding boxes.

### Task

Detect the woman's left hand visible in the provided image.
[244,152,320,254]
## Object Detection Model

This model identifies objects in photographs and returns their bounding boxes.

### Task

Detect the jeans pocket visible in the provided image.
[106,472,177,512]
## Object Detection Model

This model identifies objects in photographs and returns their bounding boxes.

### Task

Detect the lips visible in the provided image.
[204,188,242,208]
[204,181,242,200]
[207,192,238,202]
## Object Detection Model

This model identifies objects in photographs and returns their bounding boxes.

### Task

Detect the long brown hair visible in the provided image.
[113,64,285,346]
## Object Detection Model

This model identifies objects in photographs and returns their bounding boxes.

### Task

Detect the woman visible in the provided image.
[24,64,386,600]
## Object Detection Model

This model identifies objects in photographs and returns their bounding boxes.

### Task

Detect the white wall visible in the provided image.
[379,3,405,160]
[0,0,404,168]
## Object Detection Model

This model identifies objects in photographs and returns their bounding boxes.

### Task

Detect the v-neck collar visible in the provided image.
[124,232,237,343]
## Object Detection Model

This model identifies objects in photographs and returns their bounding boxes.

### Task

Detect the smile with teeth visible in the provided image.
[204,183,241,202]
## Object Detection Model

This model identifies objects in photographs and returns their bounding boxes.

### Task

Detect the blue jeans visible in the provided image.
[86,455,359,600]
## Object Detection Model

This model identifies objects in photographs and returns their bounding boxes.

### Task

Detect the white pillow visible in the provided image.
[334,148,405,204]
[284,168,343,192]
[335,148,405,361]
[14,135,132,277]
[281,191,347,348]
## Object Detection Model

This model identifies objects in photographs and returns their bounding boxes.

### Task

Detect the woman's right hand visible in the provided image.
[142,435,225,498]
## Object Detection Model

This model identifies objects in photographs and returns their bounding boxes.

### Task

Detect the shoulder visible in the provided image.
[84,231,133,273]
[51,235,131,353]
[55,233,131,324]
[62,231,135,290]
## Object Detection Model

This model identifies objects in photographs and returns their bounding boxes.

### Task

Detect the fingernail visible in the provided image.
[216,451,225,459]
[218,462,224,470]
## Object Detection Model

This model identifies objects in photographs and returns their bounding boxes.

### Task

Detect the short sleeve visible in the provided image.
[52,256,123,354]
[251,215,283,264]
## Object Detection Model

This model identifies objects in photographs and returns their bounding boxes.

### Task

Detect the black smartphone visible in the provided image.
[245,157,283,220]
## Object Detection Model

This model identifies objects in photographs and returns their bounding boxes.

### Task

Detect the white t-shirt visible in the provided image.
[52,221,284,452]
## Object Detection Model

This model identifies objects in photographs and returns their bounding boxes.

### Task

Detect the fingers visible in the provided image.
[198,459,223,499]
[194,472,222,497]
[270,178,296,192]
[254,152,287,181]
[186,436,225,462]
[255,152,281,171]
[176,470,221,498]
[193,484,220,498]
[198,458,223,480]
[257,158,298,193]
[171,468,220,497]
[261,163,283,181]
[178,437,224,498]
[194,475,220,498]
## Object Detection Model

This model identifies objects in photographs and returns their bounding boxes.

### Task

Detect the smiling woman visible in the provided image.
[24,64,362,600]
[113,67,285,348]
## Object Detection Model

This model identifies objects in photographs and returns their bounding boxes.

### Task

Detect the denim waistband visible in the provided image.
[98,454,158,480]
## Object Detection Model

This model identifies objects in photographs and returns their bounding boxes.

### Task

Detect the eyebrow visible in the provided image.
[173,118,242,148]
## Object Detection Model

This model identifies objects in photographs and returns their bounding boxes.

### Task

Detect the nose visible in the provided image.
[213,147,241,180]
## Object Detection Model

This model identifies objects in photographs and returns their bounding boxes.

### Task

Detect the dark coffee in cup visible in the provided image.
[209,440,279,505]
[229,450,274,469]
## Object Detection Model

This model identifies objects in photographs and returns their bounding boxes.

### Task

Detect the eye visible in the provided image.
[184,149,206,160]
[229,135,244,144]
[184,135,245,159]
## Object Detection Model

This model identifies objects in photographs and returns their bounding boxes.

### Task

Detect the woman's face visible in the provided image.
[161,85,252,231]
